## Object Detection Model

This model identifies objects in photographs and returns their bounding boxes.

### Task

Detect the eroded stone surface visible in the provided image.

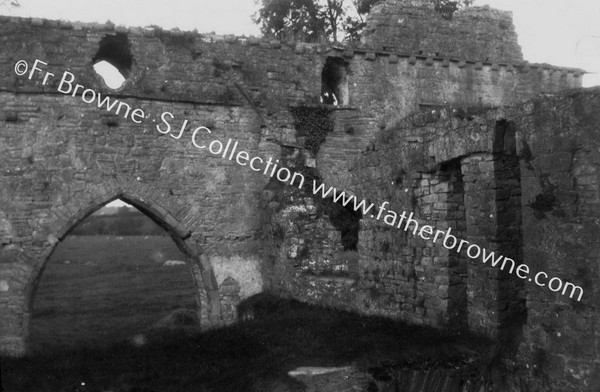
[0,3,596,391]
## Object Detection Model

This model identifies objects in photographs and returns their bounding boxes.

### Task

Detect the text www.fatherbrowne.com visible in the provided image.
[312,185,584,302]
[14,59,584,302]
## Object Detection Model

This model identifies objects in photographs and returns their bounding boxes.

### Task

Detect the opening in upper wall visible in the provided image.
[321,57,349,106]
[92,33,133,90]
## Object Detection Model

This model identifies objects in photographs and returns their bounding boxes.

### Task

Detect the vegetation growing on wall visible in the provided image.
[290,106,334,154]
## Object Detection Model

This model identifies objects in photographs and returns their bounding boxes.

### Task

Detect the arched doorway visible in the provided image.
[21,191,221,354]
[28,198,202,352]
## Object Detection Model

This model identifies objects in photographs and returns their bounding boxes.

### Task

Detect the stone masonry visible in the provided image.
[0,1,597,390]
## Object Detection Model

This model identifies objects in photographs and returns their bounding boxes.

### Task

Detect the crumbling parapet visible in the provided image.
[361,0,523,63]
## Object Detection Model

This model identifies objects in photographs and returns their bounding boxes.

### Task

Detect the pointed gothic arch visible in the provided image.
[20,185,222,353]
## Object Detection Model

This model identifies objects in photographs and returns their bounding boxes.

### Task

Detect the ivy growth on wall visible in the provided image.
[290,106,334,154]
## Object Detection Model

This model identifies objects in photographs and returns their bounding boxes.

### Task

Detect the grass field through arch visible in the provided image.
[29,235,198,352]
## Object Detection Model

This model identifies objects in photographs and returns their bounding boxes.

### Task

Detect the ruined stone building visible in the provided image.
[0,0,598,390]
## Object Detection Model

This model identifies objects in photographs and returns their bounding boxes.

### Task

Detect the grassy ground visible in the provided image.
[29,235,198,352]
[3,235,491,392]
[5,293,490,392]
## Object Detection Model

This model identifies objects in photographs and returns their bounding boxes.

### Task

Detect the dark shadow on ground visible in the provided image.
[4,292,492,392]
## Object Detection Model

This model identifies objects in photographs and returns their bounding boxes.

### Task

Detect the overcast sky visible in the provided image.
[2,0,599,86]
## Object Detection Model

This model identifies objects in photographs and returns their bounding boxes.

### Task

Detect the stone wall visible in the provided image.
[268,106,528,334]
[512,89,600,391]
[344,108,519,334]
[0,0,585,358]
[362,0,523,63]
[341,88,600,391]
